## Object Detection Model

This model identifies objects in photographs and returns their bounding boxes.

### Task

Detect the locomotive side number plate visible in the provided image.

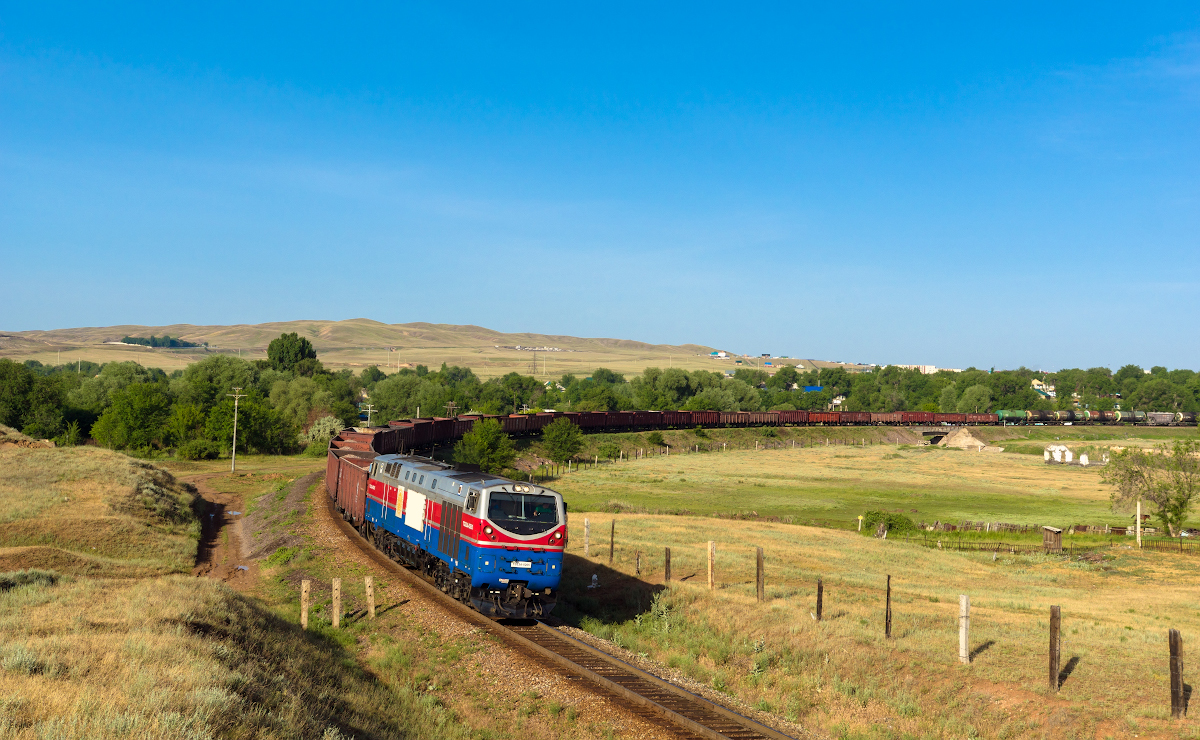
[512,561,532,568]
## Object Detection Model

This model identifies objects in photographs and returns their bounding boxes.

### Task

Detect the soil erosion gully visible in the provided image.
[322,490,795,740]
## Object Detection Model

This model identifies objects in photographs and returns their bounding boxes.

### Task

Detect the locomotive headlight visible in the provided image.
[553,531,563,540]
[484,526,493,535]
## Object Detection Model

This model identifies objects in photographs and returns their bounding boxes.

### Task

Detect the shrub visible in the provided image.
[861,510,918,535]
[176,439,221,461]
[597,441,622,459]
[647,431,666,448]
[302,415,343,444]
[693,426,709,438]
[302,441,329,457]
[0,569,59,592]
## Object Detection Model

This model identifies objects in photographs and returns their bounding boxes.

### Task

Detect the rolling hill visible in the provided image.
[0,319,730,379]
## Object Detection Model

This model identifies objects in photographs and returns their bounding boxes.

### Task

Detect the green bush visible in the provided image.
[0,569,59,592]
[647,431,666,447]
[302,441,329,457]
[597,441,622,459]
[693,426,709,438]
[176,439,221,461]
[861,510,918,535]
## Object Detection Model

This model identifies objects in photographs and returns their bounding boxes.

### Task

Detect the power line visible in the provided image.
[228,387,247,472]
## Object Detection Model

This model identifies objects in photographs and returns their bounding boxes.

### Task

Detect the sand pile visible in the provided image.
[938,427,1004,452]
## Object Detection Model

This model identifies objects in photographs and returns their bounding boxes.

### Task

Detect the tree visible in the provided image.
[1102,440,1200,537]
[454,419,516,473]
[956,384,993,414]
[543,418,583,463]
[91,383,172,450]
[267,332,317,372]
[938,384,958,413]
[166,403,207,446]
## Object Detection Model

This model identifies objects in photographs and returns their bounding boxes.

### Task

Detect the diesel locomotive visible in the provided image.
[327,453,565,618]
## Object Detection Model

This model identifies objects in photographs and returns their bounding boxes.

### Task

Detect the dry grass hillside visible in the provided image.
[0,446,473,740]
[0,318,732,379]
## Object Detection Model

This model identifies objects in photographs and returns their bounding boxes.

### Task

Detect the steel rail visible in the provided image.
[320,490,797,740]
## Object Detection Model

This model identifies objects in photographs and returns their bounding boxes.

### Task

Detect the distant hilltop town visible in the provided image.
[495,345,577,353]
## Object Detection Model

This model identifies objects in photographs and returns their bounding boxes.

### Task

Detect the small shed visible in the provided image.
[1043,526,1063,553]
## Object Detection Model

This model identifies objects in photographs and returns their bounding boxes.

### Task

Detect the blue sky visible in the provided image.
[3,3,1199,371]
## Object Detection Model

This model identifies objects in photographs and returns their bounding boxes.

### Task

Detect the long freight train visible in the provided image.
[327,408,1197,458]
[326,452,565,618]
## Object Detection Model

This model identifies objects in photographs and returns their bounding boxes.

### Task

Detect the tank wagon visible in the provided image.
[326,450,565,618]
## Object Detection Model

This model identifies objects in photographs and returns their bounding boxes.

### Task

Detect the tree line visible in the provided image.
[4,336,1198,459]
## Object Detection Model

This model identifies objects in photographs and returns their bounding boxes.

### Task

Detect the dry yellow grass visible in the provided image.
[0,575,473,739]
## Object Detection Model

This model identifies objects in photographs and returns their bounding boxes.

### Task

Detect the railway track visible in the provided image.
[321,490,798,740]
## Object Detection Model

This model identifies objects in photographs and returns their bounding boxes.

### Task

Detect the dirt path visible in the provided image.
[187,473,258,591]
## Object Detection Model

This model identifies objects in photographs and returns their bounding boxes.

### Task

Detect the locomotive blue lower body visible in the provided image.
[363,496,561,618]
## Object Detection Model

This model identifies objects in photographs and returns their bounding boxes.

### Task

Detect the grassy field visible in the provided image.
[555,512,1200,739]
[550,443,1130,530]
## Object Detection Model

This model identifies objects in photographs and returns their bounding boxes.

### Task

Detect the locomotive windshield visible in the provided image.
[487,491,559,536]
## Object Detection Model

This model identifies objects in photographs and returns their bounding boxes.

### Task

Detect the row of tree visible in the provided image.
[367,363,1200,417]
[4,336,1198,457]
[0,333,361,456]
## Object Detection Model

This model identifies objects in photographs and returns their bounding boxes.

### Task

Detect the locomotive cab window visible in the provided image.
[486,492,558,536]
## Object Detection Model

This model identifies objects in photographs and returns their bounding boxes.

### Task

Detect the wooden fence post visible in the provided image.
[708,541,716,590]
[885,575,892,638]
[584,518,590,556]
[664,547,671,582]
[365,576,375,620]
[332,578,342,628]
[636,550,641,576]
[1171,628,1185,718]
[959,595,970,664]
[756,547,765,602]
[816,578,823,621]
[1049,605,1061,692]
[301,579,310,630]
[1137,499,1143,548]
[609,520,615,564]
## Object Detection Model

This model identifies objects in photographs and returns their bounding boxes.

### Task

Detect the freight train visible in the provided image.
[326,452,565,618]
[327,408,1197,458]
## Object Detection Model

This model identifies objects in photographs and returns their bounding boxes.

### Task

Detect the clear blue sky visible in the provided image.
[3,3,1199,371]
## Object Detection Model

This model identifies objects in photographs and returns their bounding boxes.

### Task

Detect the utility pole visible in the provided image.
[444,401,458,417]
[363,404,376,427]
[228,387,247,472]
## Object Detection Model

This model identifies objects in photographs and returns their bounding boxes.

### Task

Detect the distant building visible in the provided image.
[893,364,961,375]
